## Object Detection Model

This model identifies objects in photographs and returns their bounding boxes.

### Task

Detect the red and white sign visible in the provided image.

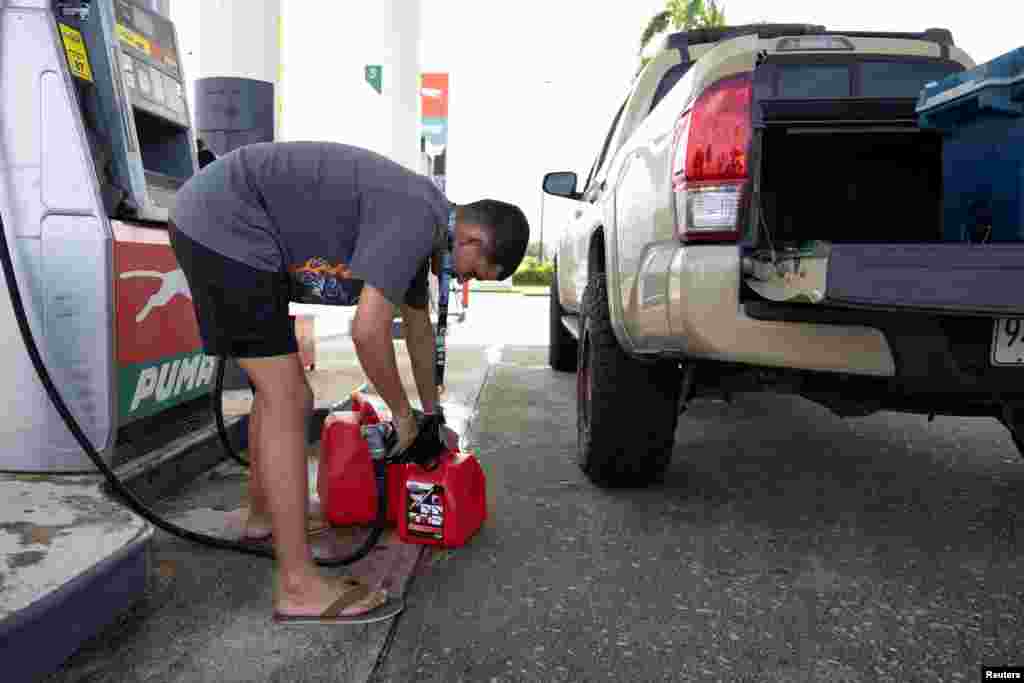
[113,224,202,365]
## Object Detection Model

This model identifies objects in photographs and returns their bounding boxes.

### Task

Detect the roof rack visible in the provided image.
[662,24,827,52]
[661,24,955,54]
[823,28,954,45]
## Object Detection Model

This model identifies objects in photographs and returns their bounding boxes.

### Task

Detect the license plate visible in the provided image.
[992,319,1024,366]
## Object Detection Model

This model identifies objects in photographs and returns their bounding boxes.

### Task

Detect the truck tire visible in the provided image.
[549,262,578,372]
[576,269,682,487]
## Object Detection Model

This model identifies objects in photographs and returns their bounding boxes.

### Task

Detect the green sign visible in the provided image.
[365,65,382,94]
[118,351,218,423]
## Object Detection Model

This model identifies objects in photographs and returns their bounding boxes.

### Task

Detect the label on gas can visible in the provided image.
[406,481,444,540]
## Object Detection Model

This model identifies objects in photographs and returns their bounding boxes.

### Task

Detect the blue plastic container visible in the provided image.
[917,46,1024,243]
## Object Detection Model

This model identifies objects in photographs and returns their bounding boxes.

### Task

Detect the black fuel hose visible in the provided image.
[212,359,251,469]
[0,214,383,566]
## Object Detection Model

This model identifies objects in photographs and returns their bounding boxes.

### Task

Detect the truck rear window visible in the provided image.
[779,65,851,98]
[771,59,963,99]
[859,61,963,98]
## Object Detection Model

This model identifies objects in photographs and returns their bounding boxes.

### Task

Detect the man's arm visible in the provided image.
[351,285,413,421]
[401,303,439,414]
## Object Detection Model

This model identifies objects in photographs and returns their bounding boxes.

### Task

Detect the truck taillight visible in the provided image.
[671,73,753,243]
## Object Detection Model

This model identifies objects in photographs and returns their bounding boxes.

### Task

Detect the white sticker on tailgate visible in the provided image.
[992,319,1024,366]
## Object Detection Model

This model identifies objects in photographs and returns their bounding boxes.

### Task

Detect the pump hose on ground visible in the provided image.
[0,214,382,566]
[212,359,251,469]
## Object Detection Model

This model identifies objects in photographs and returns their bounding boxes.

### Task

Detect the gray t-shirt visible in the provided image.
[171,141,451,308]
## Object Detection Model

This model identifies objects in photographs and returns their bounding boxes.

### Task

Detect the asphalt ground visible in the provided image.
[376,351,1024,682]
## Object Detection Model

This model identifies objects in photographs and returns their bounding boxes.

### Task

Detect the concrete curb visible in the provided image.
[0,506,151,683]
[2,381,370,683]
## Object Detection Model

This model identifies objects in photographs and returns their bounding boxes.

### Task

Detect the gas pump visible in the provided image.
[0,0,217,473]
[0,0,390,570]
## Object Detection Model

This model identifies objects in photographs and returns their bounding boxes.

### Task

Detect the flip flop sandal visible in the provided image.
[239,518,330,545]
[239,530,273,544]
[272,577,405,626]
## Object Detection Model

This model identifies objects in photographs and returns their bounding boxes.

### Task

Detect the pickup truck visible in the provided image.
[544,23,1024,487]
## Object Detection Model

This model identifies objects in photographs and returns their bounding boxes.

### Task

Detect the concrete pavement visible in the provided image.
[377,341,1024,682]
[44,293,526,683]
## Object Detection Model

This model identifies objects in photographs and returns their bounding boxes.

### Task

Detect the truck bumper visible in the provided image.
[627,244,897,376]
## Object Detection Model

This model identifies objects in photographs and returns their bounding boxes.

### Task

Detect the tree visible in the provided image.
[639,11,672,56]
[638,0,728,69]
[700,0,727,28]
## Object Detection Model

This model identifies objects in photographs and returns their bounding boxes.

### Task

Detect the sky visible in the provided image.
[171,0,1023,254]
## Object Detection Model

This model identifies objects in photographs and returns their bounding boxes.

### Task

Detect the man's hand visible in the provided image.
[394,412,418,454]
[392,413,446,468]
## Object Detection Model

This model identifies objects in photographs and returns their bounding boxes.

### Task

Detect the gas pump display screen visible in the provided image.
[114,0,180,77]
[114,0,188,124]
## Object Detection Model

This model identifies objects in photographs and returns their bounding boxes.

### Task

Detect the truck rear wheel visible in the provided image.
[549,261,578,372]
[576,269,682,487]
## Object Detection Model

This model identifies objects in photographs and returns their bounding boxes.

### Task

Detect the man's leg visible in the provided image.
[243,392,271,539]
[244,373,316,538]
[239,352,383,615]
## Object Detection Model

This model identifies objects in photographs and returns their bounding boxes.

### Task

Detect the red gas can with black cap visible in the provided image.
[396,447,488,548]
[318,395,487,546]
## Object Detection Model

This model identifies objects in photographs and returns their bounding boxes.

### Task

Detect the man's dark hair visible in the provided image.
[460,199,529,280]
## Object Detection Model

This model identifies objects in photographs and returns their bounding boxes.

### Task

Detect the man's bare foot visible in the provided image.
[275,574,388,618]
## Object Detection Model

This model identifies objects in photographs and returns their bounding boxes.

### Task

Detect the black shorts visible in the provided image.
[169,222,298,359]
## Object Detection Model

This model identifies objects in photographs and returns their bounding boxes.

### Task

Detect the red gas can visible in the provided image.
[318,412,376,526]
[318,411,402,526]
[396,449,487,548]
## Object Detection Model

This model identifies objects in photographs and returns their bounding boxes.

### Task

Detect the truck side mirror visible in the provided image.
[543,171,580,199]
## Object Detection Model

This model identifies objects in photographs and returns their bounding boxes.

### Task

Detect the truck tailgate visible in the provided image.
[826,243,1024,316]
